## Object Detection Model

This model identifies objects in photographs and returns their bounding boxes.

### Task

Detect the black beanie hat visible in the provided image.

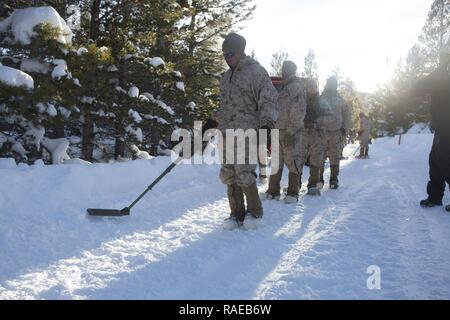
[222,33,246,53]
[282,60,297,76]
[326,76,338,91]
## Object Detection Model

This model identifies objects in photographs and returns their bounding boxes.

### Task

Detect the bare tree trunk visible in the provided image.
[114,59,126,159]
[53,117,65,138]
[81,114,94,161]
[89,0,101,40]
[80,0,101,161]
[114,137,125,159]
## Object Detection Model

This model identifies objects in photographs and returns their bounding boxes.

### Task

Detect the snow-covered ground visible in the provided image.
[1,133,450,300]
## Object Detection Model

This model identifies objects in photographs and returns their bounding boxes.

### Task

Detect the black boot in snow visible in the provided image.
[420,198,443,208]
[329,179,339,189]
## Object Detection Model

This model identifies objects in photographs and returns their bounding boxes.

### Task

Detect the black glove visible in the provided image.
[202,118,218,132]
[340,128,346,136]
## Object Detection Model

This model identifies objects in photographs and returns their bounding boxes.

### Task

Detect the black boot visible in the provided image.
[307,166,321,196]
[420,198,443,208]
[225,184,246,229]
[318,165,325,189]
[329,180,339,189]
[329,165,339,189]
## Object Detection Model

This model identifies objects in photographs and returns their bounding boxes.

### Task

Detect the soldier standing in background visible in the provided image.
[301,79,325,196]
[316,76,352,189]
[261,61,306,203]
[357,112,373,158]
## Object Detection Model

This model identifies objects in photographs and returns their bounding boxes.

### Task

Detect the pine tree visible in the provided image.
[0,21,78,163]
[1,0,257,163]
[418,0,450,71]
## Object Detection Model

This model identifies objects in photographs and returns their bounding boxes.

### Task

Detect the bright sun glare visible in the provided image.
[241,0,433,92]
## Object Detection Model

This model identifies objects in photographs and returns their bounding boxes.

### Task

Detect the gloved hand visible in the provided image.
[340,128,346,136]
[202,118,219,132]
[175,118,218,159]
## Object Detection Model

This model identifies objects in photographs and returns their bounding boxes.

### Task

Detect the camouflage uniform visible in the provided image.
[301,91,325,189]
[317,92,352,184]
[358,116,373,157]
[266,76,306,197]
[212,56,277,218]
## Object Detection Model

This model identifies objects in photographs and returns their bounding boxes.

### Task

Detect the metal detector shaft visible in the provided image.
[125,156,184,211]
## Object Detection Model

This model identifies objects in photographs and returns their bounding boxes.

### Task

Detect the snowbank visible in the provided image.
[1,135,450,299]
[0,6,73,45]
[63,158,92,165]
[0,65,34,89]
[0,157,16,169]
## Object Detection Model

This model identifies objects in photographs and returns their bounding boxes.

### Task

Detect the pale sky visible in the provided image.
[240,0,433,92]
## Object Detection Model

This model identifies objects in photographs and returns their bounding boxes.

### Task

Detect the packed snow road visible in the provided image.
[1,133,450,299]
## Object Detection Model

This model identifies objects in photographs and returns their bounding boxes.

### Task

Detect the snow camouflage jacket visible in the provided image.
[213,56,278,131]
[275,76,307,133]
[316,92,352,131]
[304,94,320,129]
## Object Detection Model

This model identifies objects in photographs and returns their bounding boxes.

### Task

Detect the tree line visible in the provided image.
[0,0,255,164]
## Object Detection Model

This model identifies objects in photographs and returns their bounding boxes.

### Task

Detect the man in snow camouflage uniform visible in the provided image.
[416,43,450,212]
[317,76,352,189]
[301,78,325,196]
[261,61,307,203]
[211,33,278,229]
[357,112,373,158]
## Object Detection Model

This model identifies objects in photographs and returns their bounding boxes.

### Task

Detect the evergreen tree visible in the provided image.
[0,0,257,163]
[418,0,450,71]
[368,0,450,136]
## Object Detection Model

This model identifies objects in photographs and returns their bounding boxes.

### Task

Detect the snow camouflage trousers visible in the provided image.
[218,133,258,187]
[322,129,343,166]
[301,128,325,167]
[274,129,303,174]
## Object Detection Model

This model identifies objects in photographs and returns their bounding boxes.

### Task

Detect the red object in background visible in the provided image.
[270,76,283,92]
